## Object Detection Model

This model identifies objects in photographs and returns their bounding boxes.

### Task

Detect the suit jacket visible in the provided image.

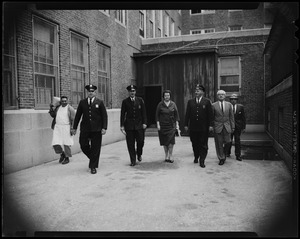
[212,101,235,134]
[184,97,213,132]
[233,104,246,130]
[73,97,108,132]
[120,96,147,130]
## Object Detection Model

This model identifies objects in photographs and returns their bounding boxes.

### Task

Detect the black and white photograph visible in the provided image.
[2,2,298,237]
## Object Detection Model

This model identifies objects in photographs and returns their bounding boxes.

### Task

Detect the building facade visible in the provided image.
[3,3,296,174]
[263,2,298,172]
[2,5,183,173]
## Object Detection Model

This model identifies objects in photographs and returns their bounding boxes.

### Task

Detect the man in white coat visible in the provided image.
[212,90,235,165]
[49,96,76,164]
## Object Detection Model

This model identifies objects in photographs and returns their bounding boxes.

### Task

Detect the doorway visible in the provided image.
[144,85,162,127]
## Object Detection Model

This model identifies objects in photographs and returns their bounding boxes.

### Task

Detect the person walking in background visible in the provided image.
[226,94,246,161]
[212,90,235,165]
[184,84,213,168]
[72,84,108,174]
[49,96,76,165]
[156,90,180,163]
[120,85,147,166]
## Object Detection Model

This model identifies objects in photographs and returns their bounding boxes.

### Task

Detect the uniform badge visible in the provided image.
[138,105,141,109]
[203,105,206,109]
[96,104,99,108]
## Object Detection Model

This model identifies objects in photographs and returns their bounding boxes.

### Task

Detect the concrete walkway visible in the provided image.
[2,136,296,237]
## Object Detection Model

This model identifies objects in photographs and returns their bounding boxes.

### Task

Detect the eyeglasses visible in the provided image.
[89,90,95,93]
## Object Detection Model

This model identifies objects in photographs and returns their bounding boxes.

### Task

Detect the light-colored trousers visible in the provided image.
[214,127,231,161]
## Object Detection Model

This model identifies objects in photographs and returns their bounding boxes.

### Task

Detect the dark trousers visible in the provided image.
[125,129,145,164]
[79,131,102,169]
[189,131,209,162]
[53,144,72,157]
[228,129,242,157]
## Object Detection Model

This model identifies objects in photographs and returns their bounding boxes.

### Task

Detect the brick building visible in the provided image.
[2,4,183,173]
[263,2,298,172]
[3,2,296,173]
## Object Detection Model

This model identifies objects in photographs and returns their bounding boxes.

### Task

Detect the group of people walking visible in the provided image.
[49,83,246,174]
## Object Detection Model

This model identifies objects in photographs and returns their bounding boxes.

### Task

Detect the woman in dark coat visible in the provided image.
[155,90,180,163]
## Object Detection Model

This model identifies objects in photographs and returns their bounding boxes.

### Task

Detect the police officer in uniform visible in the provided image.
[72,84,108,174]
[184,84,213,168]
[120,85,147,166]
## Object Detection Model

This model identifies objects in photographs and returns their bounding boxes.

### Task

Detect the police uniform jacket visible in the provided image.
[120,97,147,130]
[184,97,213,132]
[73,97,108,132]
[233,103,246,130]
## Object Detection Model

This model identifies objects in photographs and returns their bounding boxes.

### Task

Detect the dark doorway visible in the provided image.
[144,85,162,127]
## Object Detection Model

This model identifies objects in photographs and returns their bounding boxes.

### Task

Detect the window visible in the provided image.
[33,17,58,108]
[229,25,242,31]
[278,107,284,144]
[157,10,163,37]
[99,10,110,16]
[218,57,241,94]
[115,10,127,26]
[264,24,272,28]
[170,19,175,36]
[3,13,17,109]
[70,32,89,106]
[97,43,111,108]
[178,27,181,36]
[149,10,155,38]
[139,10,146,38]
[190,10,215,14]
[191,28,215,34]
[164,13,169,37]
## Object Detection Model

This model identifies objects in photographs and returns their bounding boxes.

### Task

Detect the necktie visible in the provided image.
[221,102,224,113]
[89,98,92,105]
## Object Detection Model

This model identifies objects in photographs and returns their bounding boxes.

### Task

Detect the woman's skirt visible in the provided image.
[158,123,176,146]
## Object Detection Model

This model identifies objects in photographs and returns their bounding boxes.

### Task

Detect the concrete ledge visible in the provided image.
[3,109,125,174]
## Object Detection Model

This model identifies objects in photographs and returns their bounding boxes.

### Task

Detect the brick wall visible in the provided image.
[14,7,143,109]
[266,88,293,156]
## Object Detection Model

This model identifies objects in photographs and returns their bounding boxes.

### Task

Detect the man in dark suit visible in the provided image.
[72,84,108,174]
[212,90,235,165]
[184,84,214,168]
[226,94,246,161]
[120,85,147,166]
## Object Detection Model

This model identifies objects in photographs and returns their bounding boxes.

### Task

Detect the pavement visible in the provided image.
[2,134,297,237]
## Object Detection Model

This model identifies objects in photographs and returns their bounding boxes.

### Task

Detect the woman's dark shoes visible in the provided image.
[219,160,225,165]
[59,153,65,163]
[130,163,136,166]
[194,158,198,163]
[62,157,69,164]
[91,168,97,174]
[199,163,205,168]
[236,156,242,161]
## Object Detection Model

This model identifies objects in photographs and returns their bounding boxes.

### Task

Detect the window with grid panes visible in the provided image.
[139,10,145,38]
[70,32,89,106]
[164,13,169,37]
[115,10,127,25]
[97,43,111,108]
[157,10,163,37]
[3,13,17,109]
[149,10,155,38]
[33,17,58,108]
[219,57,240,94]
